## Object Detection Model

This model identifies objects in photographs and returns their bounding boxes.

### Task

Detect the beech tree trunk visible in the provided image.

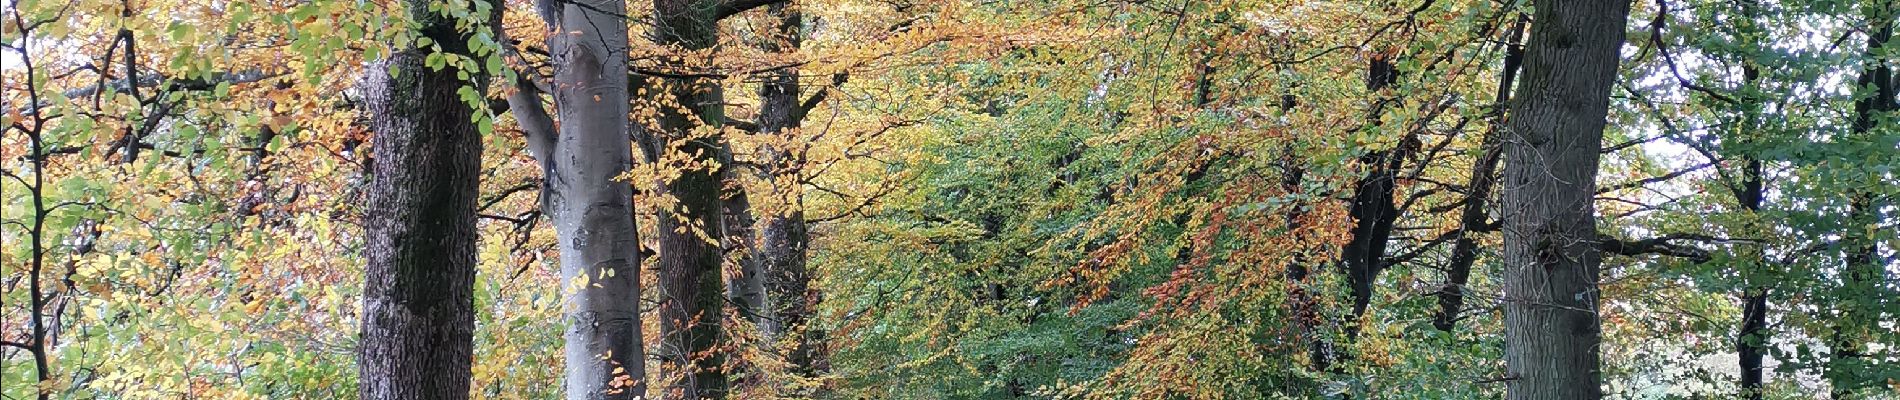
[721,168,768,333]
[1735,153,1767,399]
[1498,0,1630,398]
[356,3,487,398]
[516,0,652,397]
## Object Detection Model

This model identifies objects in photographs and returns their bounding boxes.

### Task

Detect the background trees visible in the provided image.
[2,0,1894,399]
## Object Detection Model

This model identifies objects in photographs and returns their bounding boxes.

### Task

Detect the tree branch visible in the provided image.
[1596,160,1716,194]
[794,72,848,123]
[1598,233,1722,263]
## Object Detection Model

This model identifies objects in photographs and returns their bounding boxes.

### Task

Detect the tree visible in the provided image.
[1832,3,1893,398]
[507,0,651,397]
[1498,0,1632,398]
[753,2,825,380]
[1432,15,1523,334]
[637,0,781,397]
[353,1,495,399]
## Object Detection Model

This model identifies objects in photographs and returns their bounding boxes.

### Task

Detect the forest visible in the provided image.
[0,0,1896,397]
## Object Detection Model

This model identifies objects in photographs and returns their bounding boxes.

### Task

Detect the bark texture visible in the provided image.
[356,4,486,398]
[647,1,733,397]
[1498,0,1630,398]
[521,0,652,397]
[755,4,823,376]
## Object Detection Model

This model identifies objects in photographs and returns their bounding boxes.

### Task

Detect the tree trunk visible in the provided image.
[1434,16,1525,333]
[1832,9,1891,398]
[649,2,732,397]
[1338,55,1403,348]
[1734,135,1767,400]
[753,2,823,377]
[1498,0,1630,398]
[722,168,768,333]
[1731,22,1768,400]
[521,0,652,397]
[718,155,768,395]
[356,4,487,398]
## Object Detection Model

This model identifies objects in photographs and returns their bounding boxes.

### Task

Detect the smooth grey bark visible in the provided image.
[513,0,651,397]
[721,161,768,335]
[718,148,768,394]
[1434,16,1525,333]
[721,2,807,345]
[356,3,486,398]
[1498,0,1630,398]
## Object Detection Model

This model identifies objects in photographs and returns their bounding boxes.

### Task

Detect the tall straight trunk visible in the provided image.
[1434,16,1526,333]
[718,147,766,395]
[753,3,822,376]
[1833,9,1891,398]
[1730,8,1768,394]
[1498,0,1629,398]
[355,3,487,398]
[640,2,786,397]
[646,1,738,397]
[519,0,652,397]
[1735,152,1767,399]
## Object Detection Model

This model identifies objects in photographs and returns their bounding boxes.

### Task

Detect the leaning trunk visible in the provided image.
[1433,16,1525,333]
[1498,0,1630,398]
[1337,55,1403,347]
[355,4,487,398]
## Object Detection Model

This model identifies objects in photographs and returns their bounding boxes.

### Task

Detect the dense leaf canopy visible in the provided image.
[2,0,1895,398]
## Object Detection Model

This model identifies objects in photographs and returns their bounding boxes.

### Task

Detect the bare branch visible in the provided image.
[1596,160,1716,194]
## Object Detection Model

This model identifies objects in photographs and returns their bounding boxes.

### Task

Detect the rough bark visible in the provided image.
[355,3,487,398]
[753,3,823,377]
[518,0,652,397]
[645,1,743,397]
[1498,0,1630,398]
[1433,16,1525,333]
